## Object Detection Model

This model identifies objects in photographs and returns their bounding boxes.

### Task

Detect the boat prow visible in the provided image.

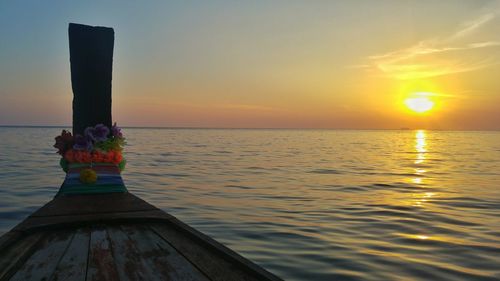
[0,192,281,281]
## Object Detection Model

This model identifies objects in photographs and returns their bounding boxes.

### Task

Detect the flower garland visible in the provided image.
[54,123,126,173]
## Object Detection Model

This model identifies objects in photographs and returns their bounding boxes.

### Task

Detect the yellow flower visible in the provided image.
[80,168,97,184]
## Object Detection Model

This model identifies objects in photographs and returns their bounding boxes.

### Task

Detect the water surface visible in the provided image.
[1,128,499,280]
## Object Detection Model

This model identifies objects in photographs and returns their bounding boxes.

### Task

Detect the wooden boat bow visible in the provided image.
[0,193,281,280]
[0,23,282,281]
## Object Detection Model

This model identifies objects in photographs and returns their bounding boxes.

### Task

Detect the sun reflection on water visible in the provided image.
[415,130,426,164]
[410,130,439,209]
[411,130,427,186]
[405,131,441,241]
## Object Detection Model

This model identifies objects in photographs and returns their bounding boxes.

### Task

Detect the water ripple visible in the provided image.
[1,128,500,281]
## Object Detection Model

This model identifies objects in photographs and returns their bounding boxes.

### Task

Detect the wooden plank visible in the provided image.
[30,193,158,217]
[1,192,281,281]
[150,224,253,281]
[50,228,90,281]
[150,223,282,281]
[104,226,149,280]
[86,227,119,281]
[108,224,210,281]
[0,232,44,280]
[12,209,170,233]
[9,230,74,281]
[0,231,21,252]
[69,23,114,135]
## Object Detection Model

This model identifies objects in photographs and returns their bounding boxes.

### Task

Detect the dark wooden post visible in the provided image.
[69,23,114,135]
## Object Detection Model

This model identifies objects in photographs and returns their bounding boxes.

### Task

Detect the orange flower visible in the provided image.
[64,149,75,163]
[102,151,111,162]
[73,151,79,162]
[82,151,91,163]
[113,152,123,164]
[70,150,91,163]
[64,149,123,165]
[92,151,104,162]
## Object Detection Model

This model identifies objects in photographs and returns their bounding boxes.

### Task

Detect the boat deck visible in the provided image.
[0,193,281,281]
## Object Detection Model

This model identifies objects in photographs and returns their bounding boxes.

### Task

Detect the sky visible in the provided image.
[1,0,499,130]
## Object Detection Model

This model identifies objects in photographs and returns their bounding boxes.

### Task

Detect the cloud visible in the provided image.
[449,13,496,41]
[215,103,284,112]
[346,64,370,69]
[468,41,500,48]
[167,101,286,112]
[368,9,500,80]
[377,59,495,80]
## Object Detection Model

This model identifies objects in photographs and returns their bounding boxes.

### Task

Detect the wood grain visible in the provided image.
[150,223,281,281]
[0,191,282,281]
[9,230,73,281]
[113,225,210,281]
[31,193,158,217]
[0,233,44,281]
[69,23,114,135]
[86,227,119,281]
[51,228,90,281]
[12,210,169,232]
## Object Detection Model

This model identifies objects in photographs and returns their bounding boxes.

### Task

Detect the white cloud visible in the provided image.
[368,8,500,80]
[448,13,496,41]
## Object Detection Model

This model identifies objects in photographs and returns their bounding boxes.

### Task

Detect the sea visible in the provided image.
[0,127,499,281]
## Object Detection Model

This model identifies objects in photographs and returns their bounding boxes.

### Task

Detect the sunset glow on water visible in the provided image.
[1,127,500,280]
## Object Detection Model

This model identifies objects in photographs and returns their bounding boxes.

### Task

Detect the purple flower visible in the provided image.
[111,122,123,138]
[73,135,93,151]
[85,124,110,142]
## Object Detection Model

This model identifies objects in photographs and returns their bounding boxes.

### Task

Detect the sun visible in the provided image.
[404,96,435,113]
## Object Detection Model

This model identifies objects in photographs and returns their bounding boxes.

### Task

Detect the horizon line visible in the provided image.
[0,124,499,132]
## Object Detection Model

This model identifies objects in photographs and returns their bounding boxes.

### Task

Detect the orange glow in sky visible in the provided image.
[1,1,499,130]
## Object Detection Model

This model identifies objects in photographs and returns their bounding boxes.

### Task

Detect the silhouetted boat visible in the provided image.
[0,23,281,281]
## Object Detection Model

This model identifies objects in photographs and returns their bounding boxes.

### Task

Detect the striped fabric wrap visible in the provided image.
[57,163,127,196]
